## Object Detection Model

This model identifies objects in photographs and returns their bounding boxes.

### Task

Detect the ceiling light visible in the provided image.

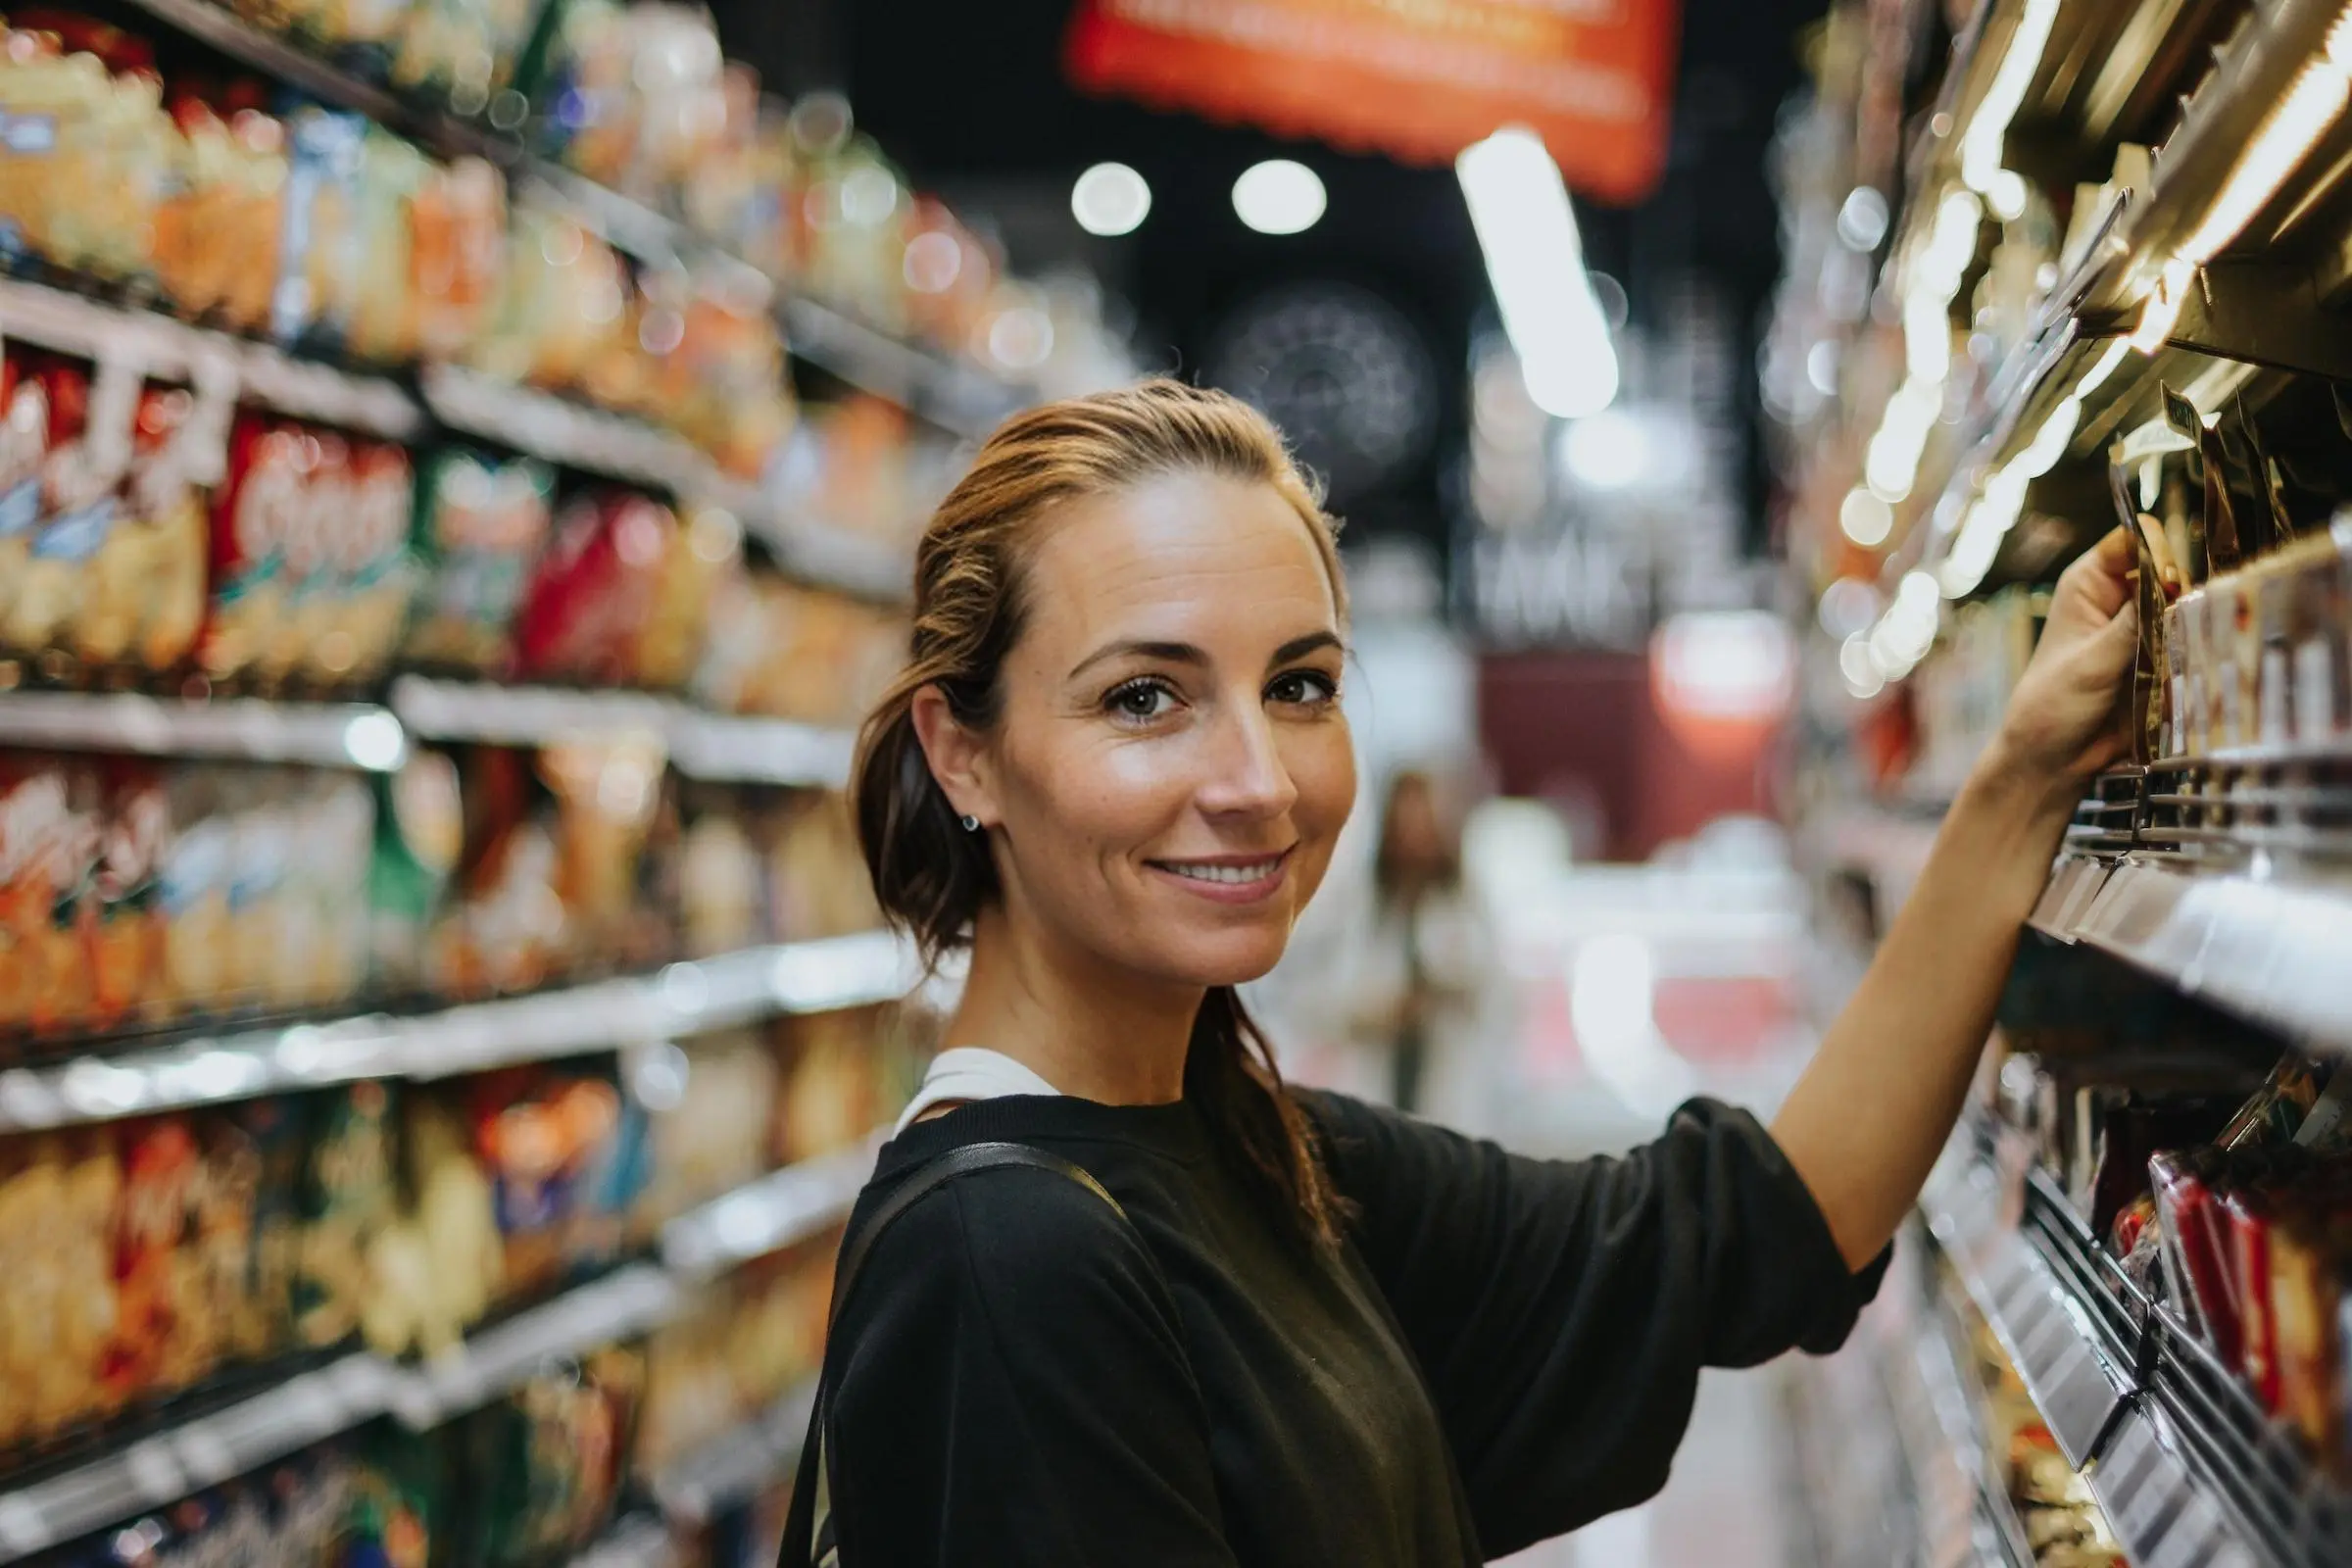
[1456,127,1619,420]
[1072,162,1152,237]
[1836,187,1888,251]
[1233,160,1325,235]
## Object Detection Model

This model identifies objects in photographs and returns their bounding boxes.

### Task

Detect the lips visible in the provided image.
[1146,847,1296,903]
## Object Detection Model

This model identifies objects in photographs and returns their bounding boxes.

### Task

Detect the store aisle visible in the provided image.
[1494,1368,1794,1568]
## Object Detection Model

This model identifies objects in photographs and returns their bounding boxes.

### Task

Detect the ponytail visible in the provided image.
[852,379,1349,1249]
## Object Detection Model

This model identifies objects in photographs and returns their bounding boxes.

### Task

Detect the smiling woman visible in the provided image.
[780,379,2142,1568]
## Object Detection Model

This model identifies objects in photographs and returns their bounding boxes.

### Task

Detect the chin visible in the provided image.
[1152,925,1294,989]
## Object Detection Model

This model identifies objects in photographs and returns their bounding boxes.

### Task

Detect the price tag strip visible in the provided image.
[0,692,407,771]
[0,931,915,1133]
[2085,1405,2261,1568]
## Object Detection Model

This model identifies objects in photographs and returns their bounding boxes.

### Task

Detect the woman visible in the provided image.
[801,380,2135,1564]
[1332,766,1510,1121]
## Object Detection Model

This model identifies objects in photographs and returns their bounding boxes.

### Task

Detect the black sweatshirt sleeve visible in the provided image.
[825,1165,1242,1568]
[1304,1092,1889,1556]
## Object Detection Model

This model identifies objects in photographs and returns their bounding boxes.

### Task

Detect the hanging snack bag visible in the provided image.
[537,735,668,970]
[0,1129,122,1442]
[427,746,565,998]
[103,1113,202,1404]
[411,155,507,361]
[154,92,286,335]
[402,448,555,675]
[367,748,463,997]
[0,757,103,1040]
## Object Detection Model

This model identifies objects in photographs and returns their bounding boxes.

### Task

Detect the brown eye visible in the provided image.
[1267,670,1339,708]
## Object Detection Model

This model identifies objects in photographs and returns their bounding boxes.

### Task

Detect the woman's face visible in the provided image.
[942,469,1355,990]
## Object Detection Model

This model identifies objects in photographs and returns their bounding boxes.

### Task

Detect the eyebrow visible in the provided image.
[1067,629,1345,682]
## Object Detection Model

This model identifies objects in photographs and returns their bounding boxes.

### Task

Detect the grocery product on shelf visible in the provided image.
[635,1236,832,1479]
[398,446,557,677]
[1948,1288,2127,1568]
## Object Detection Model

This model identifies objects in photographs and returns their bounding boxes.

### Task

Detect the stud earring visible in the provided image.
[959,814,981,833]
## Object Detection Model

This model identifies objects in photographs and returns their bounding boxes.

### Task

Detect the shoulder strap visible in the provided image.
[778,1141,1131,1568]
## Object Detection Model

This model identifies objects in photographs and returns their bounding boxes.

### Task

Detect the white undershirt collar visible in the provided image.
[894,1047,1066,1135]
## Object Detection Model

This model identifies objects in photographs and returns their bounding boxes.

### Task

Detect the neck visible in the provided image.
[947,902,1200,1105]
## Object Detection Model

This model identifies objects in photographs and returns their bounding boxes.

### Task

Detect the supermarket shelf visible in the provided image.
[781,296,1025,439]
[114,0,511,162]
[0,1353,391,1564]
[384,1263,680,1431]
[389,677,858,789]
[649,1377,817,1525]
[662,1137,876,1282]
[2027,856,2352,1057]
[0,691,409,771]
[417,364,710,494]
[1889,1260,2034,1568]
[1921,1125,2352,1567]
[0,930,918,1132]
[0,278,422,441]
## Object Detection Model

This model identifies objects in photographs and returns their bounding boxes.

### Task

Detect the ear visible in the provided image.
[908,684,999,829]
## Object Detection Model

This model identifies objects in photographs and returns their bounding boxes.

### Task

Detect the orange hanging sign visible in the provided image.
[1064,0,1683,204]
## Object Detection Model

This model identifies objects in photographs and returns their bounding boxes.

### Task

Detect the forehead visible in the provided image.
[1020,469,1340,660]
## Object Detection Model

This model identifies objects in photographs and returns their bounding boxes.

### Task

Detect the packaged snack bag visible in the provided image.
[228,770,299,1009]
[411,155,507,361]
[2269,1215,2345,1461]
[0,757,102,1040]
[538,736,668,968]
[427,746,564,998]
[286,773,376,1006]
[633,503,736,689]
[512,491,677,686]
[0,19,170,284]
[367,748,463,997]
[89,760,168,1030]
[0,354,51,639]
[156,764,237,1017]
[469,1068,621,1302]
[104,1113,202,1402]
[77,383,213,675]
[362,1088,498,1357]
[272,105,368,350]
[202,416,307,685]
[294,1079,398,1348]
[230,1092,305,1361]
[155,92,286,334]
[0,1129,122,1442]
[320,439,418,685]
[5,354,136,662]
[675,782,762,956]
[401,448,555,675]
[346,129,428,365]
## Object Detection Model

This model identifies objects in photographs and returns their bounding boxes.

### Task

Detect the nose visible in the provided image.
[1195,701,1298,821]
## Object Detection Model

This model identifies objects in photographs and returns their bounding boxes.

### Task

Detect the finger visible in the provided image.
[2060,527,2135,619]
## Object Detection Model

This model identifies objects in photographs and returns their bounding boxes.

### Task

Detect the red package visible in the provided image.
[202,416,307,684]
[513,492,678,686]
[2229,1188,2283,1408]
[2153,1152,2243,1365]
[104,1113,200,1405]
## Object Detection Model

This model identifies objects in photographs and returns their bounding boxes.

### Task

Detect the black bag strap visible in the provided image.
[777,1141,1131,1567]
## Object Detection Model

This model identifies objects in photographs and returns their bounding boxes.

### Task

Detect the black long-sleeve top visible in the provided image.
[816,1090,1886,1565]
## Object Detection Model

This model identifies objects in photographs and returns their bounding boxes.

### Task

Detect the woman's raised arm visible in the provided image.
[1772,528,2141,1268]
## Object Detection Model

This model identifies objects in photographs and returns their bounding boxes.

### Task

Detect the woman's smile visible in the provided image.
[1147,847,1296,903]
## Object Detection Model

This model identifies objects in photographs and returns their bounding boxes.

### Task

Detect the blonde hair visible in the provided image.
[852,378,1348,1243]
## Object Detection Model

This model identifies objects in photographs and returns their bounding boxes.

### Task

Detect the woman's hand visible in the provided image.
[1976,526,2140,806]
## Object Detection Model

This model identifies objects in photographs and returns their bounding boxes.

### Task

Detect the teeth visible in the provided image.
[1165,859,1278,885]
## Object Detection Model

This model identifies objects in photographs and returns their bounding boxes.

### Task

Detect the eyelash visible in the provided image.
[1100,669,1341,725]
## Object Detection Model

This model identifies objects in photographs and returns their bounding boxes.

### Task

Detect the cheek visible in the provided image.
[1003,734,1189,866]
[1285,726,1357,839]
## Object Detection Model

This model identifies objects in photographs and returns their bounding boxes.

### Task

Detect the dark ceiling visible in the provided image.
[712,0,1832,557]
